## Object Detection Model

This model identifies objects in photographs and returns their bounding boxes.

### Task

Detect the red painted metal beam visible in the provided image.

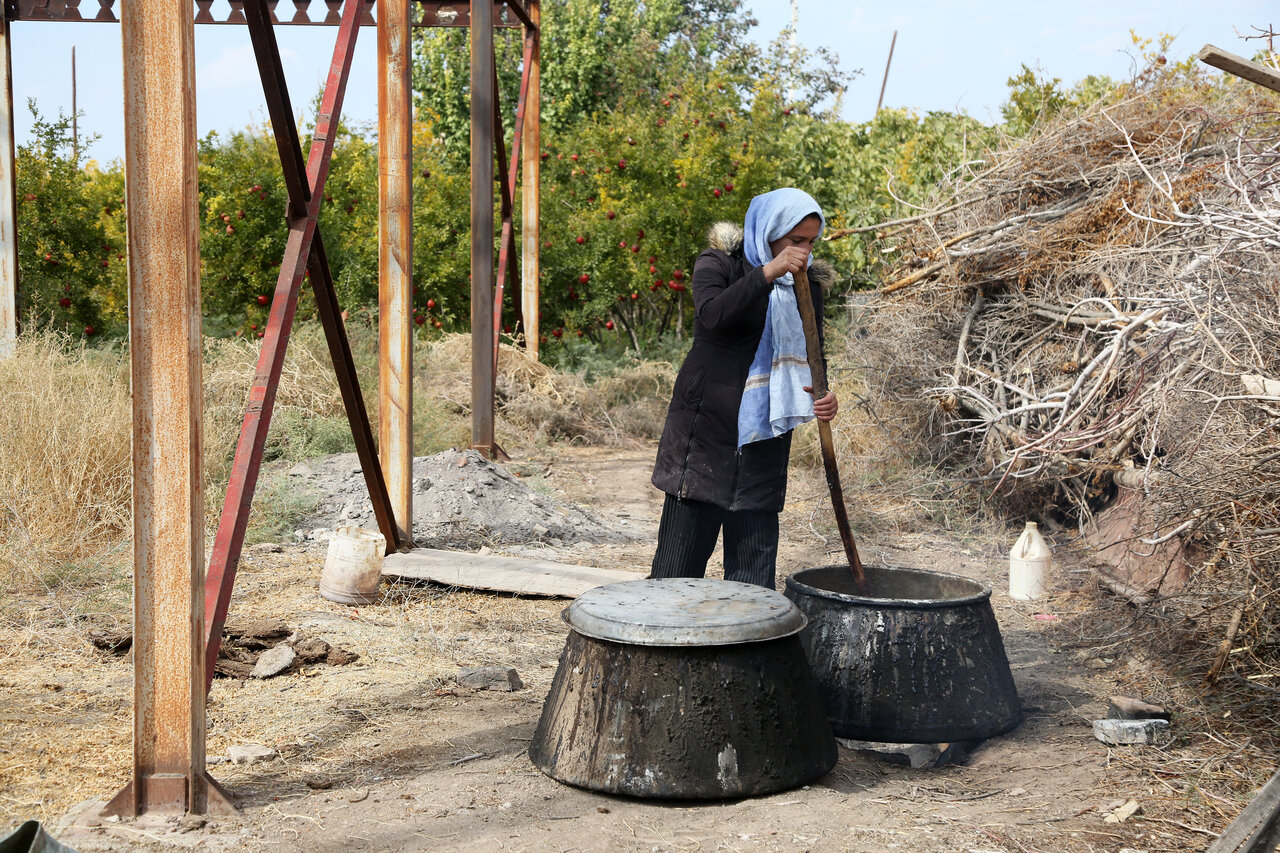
[236,0,396,551]
[493,28,534,363]
[203,0,371,690]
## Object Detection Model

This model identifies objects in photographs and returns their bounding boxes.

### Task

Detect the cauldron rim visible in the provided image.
[563,577,808,646]
[785,564,992,610]
[559,607,808,646]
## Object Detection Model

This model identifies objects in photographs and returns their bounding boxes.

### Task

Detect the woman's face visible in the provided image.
[768,214,822,261]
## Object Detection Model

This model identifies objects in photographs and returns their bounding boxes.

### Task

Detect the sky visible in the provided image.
[9,0,1276,165]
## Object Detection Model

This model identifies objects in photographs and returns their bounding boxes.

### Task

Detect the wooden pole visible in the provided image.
[1198,44,1280,95]
[378,0,414,547]
[876,30,897,114]
[71,45,78,160]
[520,0,540,359]
[471,0,496,454]
[104,0,233,816]
[792,268,867,594]
[0,14,16,358]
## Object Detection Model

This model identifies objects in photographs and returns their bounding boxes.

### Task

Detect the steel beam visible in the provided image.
[10,0,524,26]
[491,27,532,366]
[236,0,397,558]
[520,0,540,359]
[203,0,374,688]
[305,233,399,550]
[470,0,495,454]
[0,14,16,358]
[378,0,414,548]
[103,0,233,817]
[498,0,532,30]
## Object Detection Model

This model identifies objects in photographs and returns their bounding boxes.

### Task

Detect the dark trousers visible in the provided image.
[649,494,780,589]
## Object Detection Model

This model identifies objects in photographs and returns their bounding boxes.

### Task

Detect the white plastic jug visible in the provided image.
[1009,521,1050,600]
[320,526,386,605]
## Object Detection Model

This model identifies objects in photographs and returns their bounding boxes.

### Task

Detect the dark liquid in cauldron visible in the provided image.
[795,564,988,607]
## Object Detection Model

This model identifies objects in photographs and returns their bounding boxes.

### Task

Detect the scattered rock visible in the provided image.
[1093,718,1169,745]
[456,666,523,692]
[251,645,297,678]
[213,659,255,680]
[1103,799,1143,823]
[89,629,132,654]
[292,637,331,664]
[223,617,291,647]
[176,814,207,833]
[228,744,278,765]
[326,646,360,666]
[248,542,283,555]
[836,739,976,769]
[1108,695,1170,720]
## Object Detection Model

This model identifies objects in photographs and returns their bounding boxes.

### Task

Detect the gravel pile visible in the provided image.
[288,449,631,548]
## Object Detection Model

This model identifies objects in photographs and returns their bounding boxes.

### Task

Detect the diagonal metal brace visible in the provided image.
[492,24,534,369]
[203,0,399,692]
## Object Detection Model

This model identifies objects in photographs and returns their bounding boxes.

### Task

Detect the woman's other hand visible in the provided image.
[762,244,811,283]
[805,388,838,421]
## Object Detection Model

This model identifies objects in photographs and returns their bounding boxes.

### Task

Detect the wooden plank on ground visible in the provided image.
[382,548,645,598]
[1208,766,1280,853]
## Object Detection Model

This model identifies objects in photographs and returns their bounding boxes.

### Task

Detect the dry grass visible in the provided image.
[419,333,674,447]
[0,325,677,623]
[0,331,132,600]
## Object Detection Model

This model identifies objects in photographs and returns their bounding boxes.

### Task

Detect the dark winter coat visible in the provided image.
[651,222,833,512]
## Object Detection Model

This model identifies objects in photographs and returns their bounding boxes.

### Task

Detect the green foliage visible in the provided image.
[197,122,381,336]
[412,0,763,166]
[15,2,1027,349]
[15,103,123,337]
[1001,64,1070,135]
[196,129,289,331]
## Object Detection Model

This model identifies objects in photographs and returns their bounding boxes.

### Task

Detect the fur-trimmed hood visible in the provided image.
[706,221,836,289]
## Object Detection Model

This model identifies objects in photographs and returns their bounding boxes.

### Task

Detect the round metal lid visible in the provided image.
[565,578,807,646]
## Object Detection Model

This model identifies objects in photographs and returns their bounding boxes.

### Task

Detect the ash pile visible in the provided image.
[290,449,632,548]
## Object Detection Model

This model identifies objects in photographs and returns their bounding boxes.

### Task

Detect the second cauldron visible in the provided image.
[529,578,837,798]
[784,564,1022,743]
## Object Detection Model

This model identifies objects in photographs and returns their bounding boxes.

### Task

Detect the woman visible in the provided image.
[650,188,838,589]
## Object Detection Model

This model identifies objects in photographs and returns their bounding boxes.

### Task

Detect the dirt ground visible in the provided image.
[1,443,1234,852]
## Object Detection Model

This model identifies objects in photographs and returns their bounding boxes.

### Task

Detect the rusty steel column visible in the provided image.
[470,0,495,454]
[520,0,540,360]
[0,15,17,358]
[377,0,413,547]
[104,0,233,817]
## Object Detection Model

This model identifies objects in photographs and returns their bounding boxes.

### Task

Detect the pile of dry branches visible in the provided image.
[862,65,1280,686]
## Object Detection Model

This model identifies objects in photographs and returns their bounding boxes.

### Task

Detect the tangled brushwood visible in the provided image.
[861,57,1280,686]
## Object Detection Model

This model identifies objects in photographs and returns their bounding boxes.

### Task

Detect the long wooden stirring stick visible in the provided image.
[792,267,869,595]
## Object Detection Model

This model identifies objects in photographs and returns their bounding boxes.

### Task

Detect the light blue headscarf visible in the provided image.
[737,188,825,448]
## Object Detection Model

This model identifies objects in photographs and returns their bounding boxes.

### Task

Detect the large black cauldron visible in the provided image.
[530,578,837,798]
[785,564,1022,743]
